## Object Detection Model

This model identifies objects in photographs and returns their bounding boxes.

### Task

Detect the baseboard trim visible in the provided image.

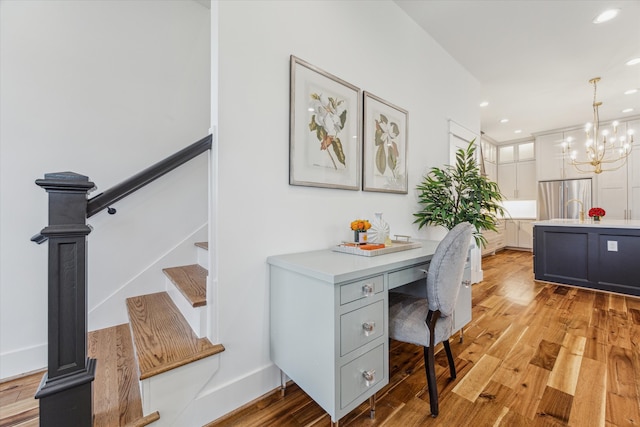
[0,343,47,380]
[186,363,281,426]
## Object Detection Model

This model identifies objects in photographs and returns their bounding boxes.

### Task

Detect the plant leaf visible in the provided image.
[339,109,347,129]
[376,144,386,174]
[332,137,346,165]
[387,144,397,171]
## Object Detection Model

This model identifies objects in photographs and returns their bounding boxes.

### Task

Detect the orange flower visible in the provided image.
[351,219,371,231]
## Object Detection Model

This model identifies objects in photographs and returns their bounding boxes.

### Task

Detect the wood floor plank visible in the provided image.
[492,342,537,389]
[378,397,433,426]
[584,308,610,362]
[608,310,631,349]
[486,322,528,360]
[452,354,502,402]
[530,340,562,371]
[607,345,638,398]
[547,333,586,395]
[457,316,512,364]
[510,364,550,419]
[536,386,573,425]
[568,357,606,427]
[0,399,38,427]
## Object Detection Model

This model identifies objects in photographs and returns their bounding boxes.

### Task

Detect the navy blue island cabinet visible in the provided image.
[533,219,640,297]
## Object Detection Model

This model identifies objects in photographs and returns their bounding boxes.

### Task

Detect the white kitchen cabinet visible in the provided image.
[481,220,505,256]
[535,132,565,181]
[482,139,498,184]
[498,160,536,200]
[497,141,536,200]
[505,220,533,250]
[597,120,640,220]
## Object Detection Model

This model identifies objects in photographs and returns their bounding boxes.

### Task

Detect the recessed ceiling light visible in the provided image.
[626,57,640,66]
[625,88,638,95]
[593,8,620,24]
[622,108,634,113]
[479,101,489,107]
[500,118,509,123]
[514,130,522,134]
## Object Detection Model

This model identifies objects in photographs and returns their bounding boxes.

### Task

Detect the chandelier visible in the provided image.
[563,77,634,174]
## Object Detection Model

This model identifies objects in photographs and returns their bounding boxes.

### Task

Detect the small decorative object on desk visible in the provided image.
[589,207,606,222]
[369,212,390,244]
[350,219,371,243]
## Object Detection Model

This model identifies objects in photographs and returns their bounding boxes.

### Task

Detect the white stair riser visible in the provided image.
[141,356,221,426]
[197,245,209,270]
[166,279,207,338]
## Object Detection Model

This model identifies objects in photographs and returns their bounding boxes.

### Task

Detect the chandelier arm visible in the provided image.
[568,160,598,174]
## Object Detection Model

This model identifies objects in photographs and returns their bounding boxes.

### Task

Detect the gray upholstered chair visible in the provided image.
[389,222,473,417]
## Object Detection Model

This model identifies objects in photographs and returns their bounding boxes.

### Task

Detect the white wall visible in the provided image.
[0,0,211,379]
[193,0,481,423]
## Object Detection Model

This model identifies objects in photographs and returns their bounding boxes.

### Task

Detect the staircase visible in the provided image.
[88,241,224,426]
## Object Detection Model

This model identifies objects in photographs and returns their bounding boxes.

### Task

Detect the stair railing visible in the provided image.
[31,134,212,427]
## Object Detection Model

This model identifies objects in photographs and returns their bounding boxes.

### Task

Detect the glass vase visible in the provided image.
[370,212,390,244]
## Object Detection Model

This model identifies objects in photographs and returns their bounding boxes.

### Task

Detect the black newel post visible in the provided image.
[34,172,97,427]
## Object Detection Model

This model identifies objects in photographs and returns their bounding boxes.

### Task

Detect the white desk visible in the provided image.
[267,241,471,425]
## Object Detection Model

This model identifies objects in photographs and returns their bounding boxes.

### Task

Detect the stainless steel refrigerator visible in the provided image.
[537,178,592,220]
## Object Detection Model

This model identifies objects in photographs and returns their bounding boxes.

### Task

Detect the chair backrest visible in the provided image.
[426,222,473,317]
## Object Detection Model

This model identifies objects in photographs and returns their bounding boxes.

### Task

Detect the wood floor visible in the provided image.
[2,250,639,426]
[206,250,640,427]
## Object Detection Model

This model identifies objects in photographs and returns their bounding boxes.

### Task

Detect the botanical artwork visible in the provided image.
[363,92,408,193]
[290,56,361,190]
[374,113,401,180]
[308,93,347,170]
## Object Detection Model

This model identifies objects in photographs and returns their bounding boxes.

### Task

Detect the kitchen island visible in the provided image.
[533,219,640,297]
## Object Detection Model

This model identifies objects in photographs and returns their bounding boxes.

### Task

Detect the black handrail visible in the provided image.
[86,134,212,218]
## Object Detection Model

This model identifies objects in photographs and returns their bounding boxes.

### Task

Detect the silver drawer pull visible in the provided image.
[419,269,428,274]
[362,369,376,386]
[362,283,374,296]
[362,321,375,336]
[462,280,471,288]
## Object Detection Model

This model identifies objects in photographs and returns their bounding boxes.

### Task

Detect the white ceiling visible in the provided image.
[394,0,640,143]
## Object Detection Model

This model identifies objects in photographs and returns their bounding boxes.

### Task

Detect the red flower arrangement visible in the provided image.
[588,207,606,218]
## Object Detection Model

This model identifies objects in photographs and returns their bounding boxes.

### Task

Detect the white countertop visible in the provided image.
[534,219,640,229]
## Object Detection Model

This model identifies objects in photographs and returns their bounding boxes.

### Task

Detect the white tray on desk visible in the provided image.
[331,240,422,257]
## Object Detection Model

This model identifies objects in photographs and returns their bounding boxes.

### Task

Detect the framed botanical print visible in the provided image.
[289,55,361,190]
[362,91,408,193]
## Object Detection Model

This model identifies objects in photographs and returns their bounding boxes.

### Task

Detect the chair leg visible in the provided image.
[423,345,439,417]
[443,339,456,379]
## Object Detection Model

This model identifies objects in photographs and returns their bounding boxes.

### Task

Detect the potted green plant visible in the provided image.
[413,140,505,248]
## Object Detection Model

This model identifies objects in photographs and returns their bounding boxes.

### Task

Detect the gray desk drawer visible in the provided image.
[340,344,384,409]
[340,300,384,356]
[388,262,429,289]
[340,275,384,305]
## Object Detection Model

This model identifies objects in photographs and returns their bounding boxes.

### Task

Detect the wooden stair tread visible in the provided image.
[162,264,207,308]
[126,292,225,380]
[88,324,160,427]
[195,242,208,250]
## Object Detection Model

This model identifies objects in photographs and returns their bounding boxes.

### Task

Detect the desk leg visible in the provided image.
[459,327,464,343]
[369,395,376,419]
[331,420,339,427]
[280,370,287,397]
